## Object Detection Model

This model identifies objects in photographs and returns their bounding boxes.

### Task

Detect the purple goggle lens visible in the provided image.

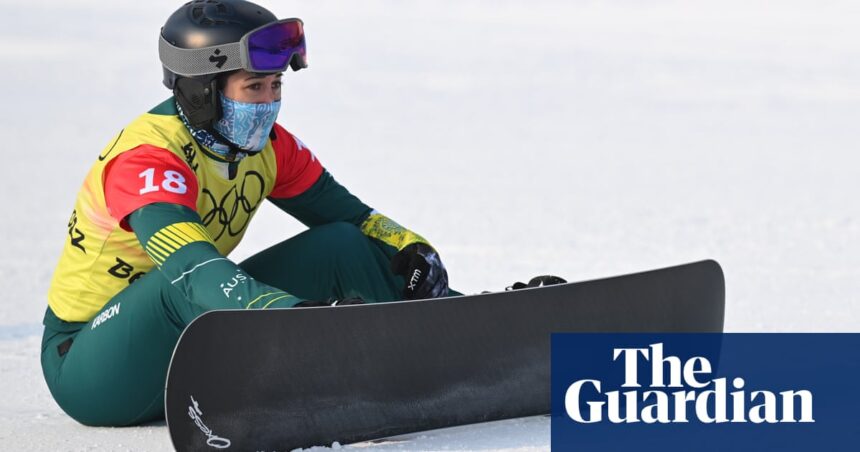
[247,19,307,72]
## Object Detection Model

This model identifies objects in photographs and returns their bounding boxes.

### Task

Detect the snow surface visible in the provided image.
[2,0,859,450]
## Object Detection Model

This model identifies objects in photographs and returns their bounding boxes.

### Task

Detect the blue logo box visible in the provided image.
[551,334,860,451]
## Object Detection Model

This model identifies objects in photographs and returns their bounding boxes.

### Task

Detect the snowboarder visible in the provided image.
[41,0,449,427]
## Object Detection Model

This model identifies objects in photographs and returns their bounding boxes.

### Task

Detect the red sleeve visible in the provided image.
[268,124,324,199]
[104,144,199,231]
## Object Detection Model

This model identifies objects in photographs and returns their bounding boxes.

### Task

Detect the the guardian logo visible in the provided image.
[565,343,814,424]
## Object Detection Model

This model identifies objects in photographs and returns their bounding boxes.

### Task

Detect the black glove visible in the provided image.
[390,243,449,300]
[294,297,365,308]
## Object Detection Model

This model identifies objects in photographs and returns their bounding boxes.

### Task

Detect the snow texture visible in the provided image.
[1,0,859,450]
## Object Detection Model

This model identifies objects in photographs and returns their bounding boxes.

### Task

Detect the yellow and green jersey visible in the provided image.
[48,98,323,322]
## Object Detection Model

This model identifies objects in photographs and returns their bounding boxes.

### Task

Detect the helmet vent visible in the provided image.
[189,1,233,27]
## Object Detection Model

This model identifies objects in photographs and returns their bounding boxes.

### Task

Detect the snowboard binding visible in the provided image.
[506,275,567,291]
[294,297,366,307]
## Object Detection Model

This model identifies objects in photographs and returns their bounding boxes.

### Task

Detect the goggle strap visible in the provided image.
[159,36,246,77]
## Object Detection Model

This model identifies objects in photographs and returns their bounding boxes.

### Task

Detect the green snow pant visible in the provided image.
[41,222,407,426]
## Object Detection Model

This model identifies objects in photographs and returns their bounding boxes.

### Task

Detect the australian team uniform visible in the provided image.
[42,99,437,426]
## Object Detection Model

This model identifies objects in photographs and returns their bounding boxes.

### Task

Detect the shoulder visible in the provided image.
[121,98,189,153]
[98,98,194,166]
[268,123,324,199]
[104,144,197,199]
[102,99,197,189]
[102,144,200,228]
[147,98,178,116]
[271,123,311,157]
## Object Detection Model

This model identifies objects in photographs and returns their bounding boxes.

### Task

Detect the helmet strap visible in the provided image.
[174,76,256,162]
[174,76,219,130]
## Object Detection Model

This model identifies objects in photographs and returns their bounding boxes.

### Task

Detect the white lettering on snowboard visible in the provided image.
[188,396,231,449]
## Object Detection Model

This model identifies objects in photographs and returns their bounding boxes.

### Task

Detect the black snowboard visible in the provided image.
[165,260,725,451]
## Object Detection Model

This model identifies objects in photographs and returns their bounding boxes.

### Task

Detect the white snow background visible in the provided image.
[1,0,859,450]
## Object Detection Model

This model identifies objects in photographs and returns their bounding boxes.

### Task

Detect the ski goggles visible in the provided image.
[159,18,307,77]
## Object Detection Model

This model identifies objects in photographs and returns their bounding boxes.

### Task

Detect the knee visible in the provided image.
[309,222,384,266]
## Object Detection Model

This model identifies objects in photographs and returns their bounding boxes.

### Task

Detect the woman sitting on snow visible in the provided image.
[41,0,449,426]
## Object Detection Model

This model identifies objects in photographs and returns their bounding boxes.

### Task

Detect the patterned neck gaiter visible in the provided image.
[214,93,281,153]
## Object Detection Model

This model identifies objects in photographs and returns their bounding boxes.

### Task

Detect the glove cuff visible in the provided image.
[360,211,430,251]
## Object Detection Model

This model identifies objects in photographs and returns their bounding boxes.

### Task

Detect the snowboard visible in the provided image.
[165,260,725,451]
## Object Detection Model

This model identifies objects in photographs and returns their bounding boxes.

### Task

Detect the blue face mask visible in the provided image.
[214,93,281,153]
